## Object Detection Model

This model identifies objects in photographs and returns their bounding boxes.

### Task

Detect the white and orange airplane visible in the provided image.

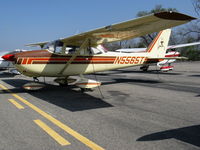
[2,12,196,91]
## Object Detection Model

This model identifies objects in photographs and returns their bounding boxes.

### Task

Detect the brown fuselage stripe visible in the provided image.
[32,61,114,64]
[16,57,163,65]
[16,57,116,65]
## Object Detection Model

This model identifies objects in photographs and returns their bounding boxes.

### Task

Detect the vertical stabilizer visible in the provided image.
[147,29,171,58]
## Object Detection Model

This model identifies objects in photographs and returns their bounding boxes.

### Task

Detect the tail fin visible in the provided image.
[147,29,171,58]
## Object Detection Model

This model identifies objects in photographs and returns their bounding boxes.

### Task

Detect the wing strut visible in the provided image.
[58,38,90,75]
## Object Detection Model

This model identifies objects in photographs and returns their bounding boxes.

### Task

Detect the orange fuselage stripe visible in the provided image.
[17,57,116,65]
[147,31,163,53]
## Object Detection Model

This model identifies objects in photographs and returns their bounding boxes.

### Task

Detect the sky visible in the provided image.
[0,0,198,51]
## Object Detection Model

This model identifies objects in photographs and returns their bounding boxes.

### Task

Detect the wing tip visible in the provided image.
[154,11,197,21]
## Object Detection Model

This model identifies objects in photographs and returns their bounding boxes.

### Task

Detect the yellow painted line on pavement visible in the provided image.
[34,119,70,146]
[8,99,24,109]
[0,84,105,150]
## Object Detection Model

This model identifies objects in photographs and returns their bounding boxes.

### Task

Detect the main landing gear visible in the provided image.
[54,76,101,92]
[54,77,71,87]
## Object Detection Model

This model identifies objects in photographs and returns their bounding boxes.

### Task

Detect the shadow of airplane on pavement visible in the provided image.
[1,79,113,112]
[137,125,200,147]
[95,69,182,76]
[0,72,17,78]
[100,77,200,96]
[189,75,200,77]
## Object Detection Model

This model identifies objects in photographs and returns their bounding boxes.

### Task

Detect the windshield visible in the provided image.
[43,40,64,53]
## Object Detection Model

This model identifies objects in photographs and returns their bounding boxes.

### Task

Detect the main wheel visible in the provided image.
[59,83,68,87]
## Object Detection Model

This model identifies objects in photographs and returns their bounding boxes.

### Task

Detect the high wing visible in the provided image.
[27,12,195,47]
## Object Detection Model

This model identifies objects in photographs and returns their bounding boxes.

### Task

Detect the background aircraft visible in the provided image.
[116,41,200,71]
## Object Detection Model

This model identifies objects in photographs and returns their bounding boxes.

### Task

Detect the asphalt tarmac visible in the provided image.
[0,61,200,150]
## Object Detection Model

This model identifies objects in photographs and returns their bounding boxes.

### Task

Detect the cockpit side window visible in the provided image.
[44,41,103,55]
[65,46,77,54]
[54,40,64,53]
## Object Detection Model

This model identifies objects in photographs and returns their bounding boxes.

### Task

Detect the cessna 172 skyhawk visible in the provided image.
[2,12,196,91]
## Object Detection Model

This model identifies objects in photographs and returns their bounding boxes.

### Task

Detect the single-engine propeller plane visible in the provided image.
[2,12,196,91]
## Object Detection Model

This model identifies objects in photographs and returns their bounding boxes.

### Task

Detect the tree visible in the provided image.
[137,5,177,17]
[177,0,200,60]
[193,0,200,16]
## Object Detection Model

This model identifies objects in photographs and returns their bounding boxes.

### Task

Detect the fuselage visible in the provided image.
[13,50,150,77]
